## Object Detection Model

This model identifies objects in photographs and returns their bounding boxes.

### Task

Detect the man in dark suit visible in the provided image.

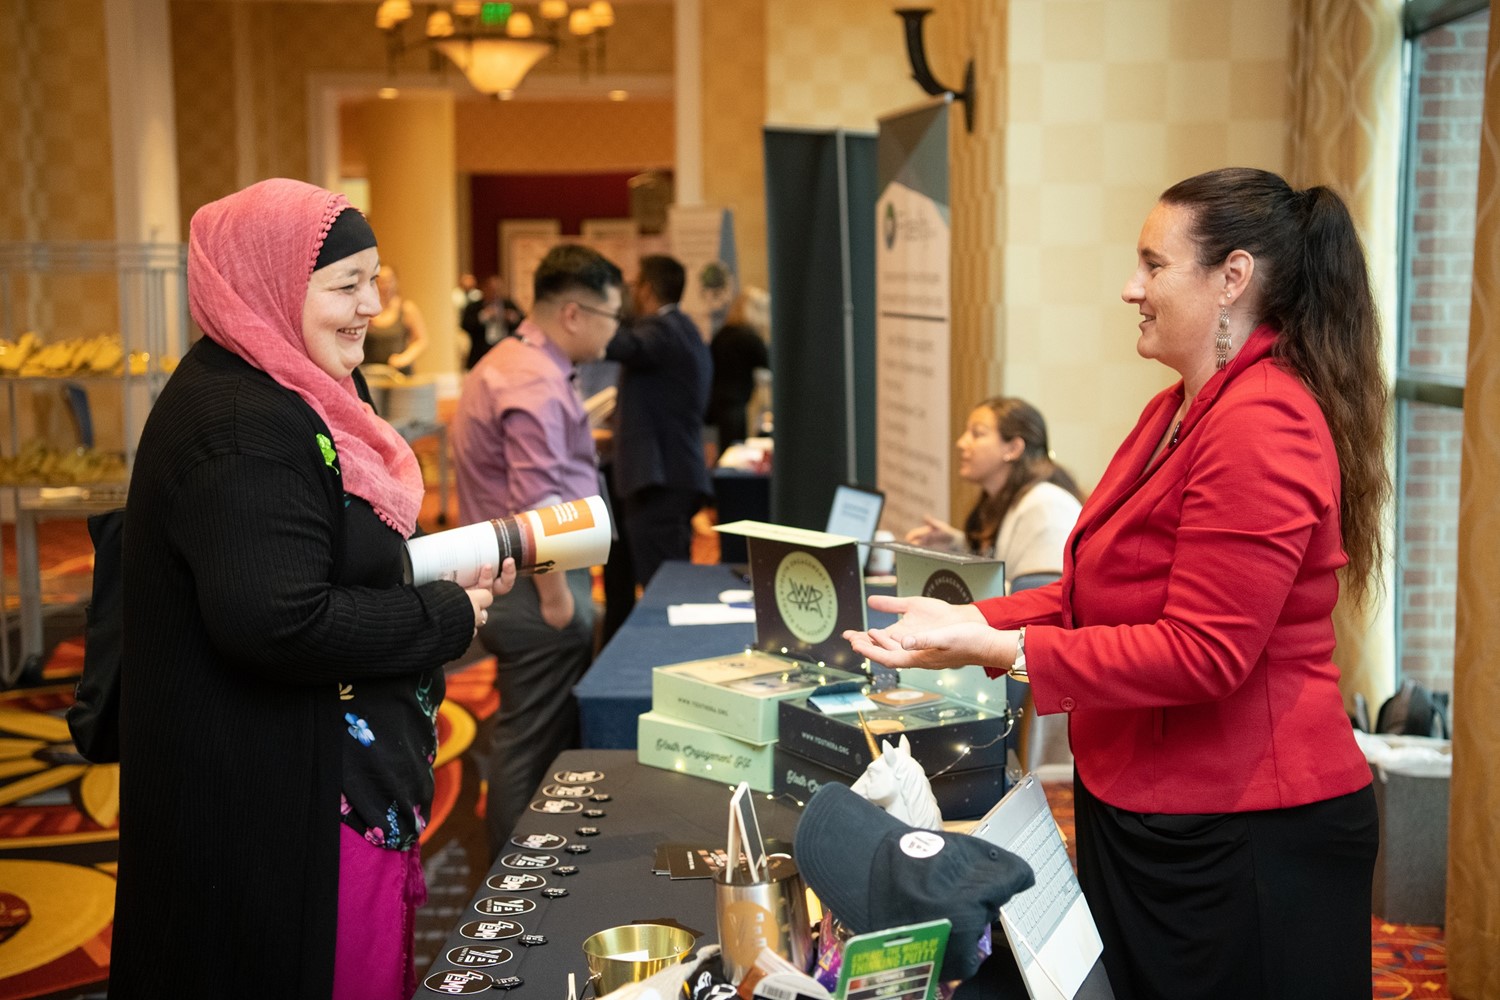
[461,274,525,369]
[605,254,713,589]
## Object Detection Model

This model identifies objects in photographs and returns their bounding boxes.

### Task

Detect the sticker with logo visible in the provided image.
[554,769,605,783]
[540,784,593,798]
[445,945,513,968]
[575,826,600,837]
[424,969,496,994]
[519,934,548,947]
[921,568,974,605]
[458,919,524,941]
[500,852,559,871]
[486,872,546,892]
[590,793,612,802]
[555,865,580,876]
[566,844,591,855]
[493,976,525,990]
[773,550,839,644]
[899,831,946,859]
[510,832,566,850]
[583,808,607,818]
[541,887,569,899]
[529,798,583,814]
[474,895,537,917]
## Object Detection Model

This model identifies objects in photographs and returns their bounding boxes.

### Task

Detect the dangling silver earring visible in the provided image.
[1215,307,1231,370]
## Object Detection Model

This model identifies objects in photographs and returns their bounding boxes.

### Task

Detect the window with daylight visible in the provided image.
[1395,0,1488,694]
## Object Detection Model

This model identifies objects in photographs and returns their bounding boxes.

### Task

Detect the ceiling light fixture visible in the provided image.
[376,0,616,97]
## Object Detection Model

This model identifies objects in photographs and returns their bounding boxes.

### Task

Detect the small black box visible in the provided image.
[776,696,1011,775]
[772,747,1007,820]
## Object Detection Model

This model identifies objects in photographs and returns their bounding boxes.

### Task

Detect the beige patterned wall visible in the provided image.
[1449,6,1500,993]
[701,0,768,291]
[172,2,397,235]
[0,0,118,340]
[933,0,1292,503]
[0,7,25,243]
[765,0,929,129]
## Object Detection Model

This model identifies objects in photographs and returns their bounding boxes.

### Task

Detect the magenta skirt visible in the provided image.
[333,822,428,1000]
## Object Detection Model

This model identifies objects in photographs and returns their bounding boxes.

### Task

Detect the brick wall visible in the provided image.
[1397,10,1487,694]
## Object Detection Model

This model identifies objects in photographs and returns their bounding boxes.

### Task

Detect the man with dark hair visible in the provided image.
[461,274,524,369]
[605,254,713,589]
[451,242,624,854]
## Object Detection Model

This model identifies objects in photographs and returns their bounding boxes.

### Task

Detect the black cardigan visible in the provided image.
[109,338,474,999]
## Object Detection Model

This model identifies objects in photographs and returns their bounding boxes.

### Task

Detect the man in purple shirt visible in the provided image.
[451,244,624,854]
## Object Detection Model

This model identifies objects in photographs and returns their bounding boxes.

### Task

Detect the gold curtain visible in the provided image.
[1286,0,1403,715]
[1448,7,1500,994]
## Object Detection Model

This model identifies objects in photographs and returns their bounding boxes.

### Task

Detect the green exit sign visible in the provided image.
[481,2,513,26]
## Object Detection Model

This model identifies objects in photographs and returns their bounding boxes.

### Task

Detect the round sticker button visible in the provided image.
[445,945,513,968]
[565,844,591,855]
[510,832,566,850]
[529,798,583,814]
[459,918,524,941]
[589,793,612,802]
[486,872,546,892]
[500,852,559,871]
[425,969,496,994]
[540,784,593,798]
[898,830,946,859]
[583,809,606,818]
[474,895,537,917]
[575,826,600,837]
[541,887,569,899]
[553,769,605,783]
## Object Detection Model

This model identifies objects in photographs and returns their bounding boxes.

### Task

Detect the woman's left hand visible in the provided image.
[843,595,1013,672]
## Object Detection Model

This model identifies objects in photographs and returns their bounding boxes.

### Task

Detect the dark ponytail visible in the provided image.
[1160,168,1390,604]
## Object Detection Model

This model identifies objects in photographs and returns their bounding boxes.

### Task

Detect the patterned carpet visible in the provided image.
[0,519,1453,1000]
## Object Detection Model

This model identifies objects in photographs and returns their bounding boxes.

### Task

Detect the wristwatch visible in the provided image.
[1010,626,1030,683]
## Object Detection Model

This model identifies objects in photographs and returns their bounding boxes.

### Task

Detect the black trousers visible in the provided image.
[622,485,702,590]
[1073,774,1378,1000]
[479,568,595,858]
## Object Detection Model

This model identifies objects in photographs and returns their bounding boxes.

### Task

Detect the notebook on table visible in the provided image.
[968,774,1114,1000]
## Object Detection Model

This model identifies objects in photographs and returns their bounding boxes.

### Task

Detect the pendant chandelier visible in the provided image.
[376,0,617,98]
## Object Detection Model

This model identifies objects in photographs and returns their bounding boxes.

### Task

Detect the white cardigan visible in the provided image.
[992,480,1081,585]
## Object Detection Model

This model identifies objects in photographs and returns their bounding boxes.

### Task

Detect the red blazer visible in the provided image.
[978,326,1371,813]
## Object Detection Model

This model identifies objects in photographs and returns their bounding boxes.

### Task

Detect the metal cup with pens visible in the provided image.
[713,783,813,984]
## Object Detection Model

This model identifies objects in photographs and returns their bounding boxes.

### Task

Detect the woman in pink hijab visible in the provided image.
[110,179,514,1000]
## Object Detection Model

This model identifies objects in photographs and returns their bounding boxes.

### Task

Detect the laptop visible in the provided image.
[823,484,885,573]
[968,774,1114,999]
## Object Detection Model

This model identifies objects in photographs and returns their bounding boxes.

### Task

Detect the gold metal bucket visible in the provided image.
[580,923,696,995]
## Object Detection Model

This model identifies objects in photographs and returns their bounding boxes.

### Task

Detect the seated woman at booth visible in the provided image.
[905,396,1084,591]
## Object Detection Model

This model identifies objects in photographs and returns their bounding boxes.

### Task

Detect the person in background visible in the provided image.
[452,271,479,316]
[605,254,713,589]
[905,396,1083,593]
[847,167,1388,1000]
[705,286,771,451]
[451,244,623,855]
[365,263,428,374]
[462,274,525,370]
[112,179,512,1000]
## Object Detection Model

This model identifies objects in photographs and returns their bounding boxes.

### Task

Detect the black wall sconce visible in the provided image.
[896,7,974,133]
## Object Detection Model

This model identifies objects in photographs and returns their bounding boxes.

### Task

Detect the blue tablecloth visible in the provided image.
[573,561,896,749]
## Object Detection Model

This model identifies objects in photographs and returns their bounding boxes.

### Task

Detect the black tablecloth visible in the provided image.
[424,750,801,997]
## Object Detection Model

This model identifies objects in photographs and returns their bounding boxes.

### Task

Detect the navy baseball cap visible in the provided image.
[793,782,1034,981]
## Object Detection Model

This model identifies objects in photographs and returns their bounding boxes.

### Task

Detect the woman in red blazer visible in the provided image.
[846,168,1388,1000]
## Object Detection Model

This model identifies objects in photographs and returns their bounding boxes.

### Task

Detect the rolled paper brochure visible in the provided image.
[404,495,612,585]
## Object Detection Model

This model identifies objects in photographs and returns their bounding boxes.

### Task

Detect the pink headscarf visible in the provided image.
[187,178,423,537]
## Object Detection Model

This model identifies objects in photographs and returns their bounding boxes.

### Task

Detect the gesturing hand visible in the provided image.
[842,594,1011,672]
